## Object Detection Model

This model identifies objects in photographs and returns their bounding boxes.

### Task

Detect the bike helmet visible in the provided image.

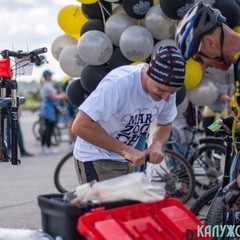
[175,0,226,60]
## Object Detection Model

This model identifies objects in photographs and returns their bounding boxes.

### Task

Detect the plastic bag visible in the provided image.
[81,172,166,203]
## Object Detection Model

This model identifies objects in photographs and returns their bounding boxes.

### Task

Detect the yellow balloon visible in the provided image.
[234,25,240,34]
[77,0,99,3]
[185,58,203,89]
[58,5,88,34]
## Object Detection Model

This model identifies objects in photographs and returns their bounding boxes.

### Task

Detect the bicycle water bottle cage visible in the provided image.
[0,58,12,78]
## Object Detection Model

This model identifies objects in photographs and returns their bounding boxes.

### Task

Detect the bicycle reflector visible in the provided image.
[0,58,12,78]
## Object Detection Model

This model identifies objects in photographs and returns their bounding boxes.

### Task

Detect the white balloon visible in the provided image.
[187,74,219,106]
[104,13,135,46]
[77,30,113,66]
[151,39,176,59]
[144,5,175,40]
[206,65,234,85]
[119,25,154,61]
[59,44,88,77]
[177,94,189,115]
[112,4,126,15]
[51,35,78,61]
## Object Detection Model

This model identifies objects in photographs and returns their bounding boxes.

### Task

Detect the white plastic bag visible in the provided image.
[81,172,166,203]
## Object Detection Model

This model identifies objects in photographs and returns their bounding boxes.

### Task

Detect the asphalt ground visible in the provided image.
[0,110,70,230]
[0,110,195,232]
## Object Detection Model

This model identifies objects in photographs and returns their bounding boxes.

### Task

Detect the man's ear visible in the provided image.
[203,35,216,48]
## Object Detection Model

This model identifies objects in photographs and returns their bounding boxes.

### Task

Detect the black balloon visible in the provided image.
[80,65,110,93]
[81,0,112,21]
[122,0,153,19]
[176,84,186,106]
[66,79,89,107]
[213,0,240,29]
[80,19,105,36]
[160,0,194,20]
[108,48,133,70]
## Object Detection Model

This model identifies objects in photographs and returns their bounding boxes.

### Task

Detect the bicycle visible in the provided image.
[32,105,68,146]
[0,47,47,165]
[54,146,196,204]
[169,126,226,196]
[190,128,240,239]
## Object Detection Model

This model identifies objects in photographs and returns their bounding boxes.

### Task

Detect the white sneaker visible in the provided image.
[40,146,48,154]
[48,147,59,154]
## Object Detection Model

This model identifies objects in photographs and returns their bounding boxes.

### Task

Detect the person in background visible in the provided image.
[175,0,240,211]
[71,46,186,184]
[61,76,77,150]
[39,70,66,155]
[202,82,234,136]
[18,106,34,157]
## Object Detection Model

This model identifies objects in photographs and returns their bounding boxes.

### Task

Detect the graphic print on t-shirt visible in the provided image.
[115,107,160,146]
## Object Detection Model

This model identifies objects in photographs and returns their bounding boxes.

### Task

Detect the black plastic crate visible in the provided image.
[38,193,140,240]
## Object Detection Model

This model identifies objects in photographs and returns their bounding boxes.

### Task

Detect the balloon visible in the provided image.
[187,74,218,106]
[213,0,240,29]
[112,4,126,14]
[57,5,88,34]
[235,25,240,34]
[59,45,88,77]
[66,79,89,107]
[177,93,189,115]
[104,13,135,46]
[77,30,113,65]
[108,48,133,70]
[81,64,110,92]
[81,0,112,21]
[51,35,78,61]
[206,65,234,85]
[176,85,186,106]
[184,59,203,89]
[77,0,99,3]
[144,5,175,40]
[119,25,154,61]
[160,0,194,20]
[80,19,105,36]
[122,0,153,19]
[151,39,176,59]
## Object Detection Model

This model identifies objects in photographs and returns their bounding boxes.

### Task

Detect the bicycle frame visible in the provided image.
[0,47,47,165]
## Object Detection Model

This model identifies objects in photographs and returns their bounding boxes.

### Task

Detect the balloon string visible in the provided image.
[98,2,111,25]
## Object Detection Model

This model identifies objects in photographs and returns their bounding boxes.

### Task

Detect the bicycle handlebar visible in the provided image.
[0,47,47,58]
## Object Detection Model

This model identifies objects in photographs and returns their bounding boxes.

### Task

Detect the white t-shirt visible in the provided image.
[74,63,177,162]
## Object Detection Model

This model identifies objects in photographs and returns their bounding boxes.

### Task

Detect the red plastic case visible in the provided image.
[77,197,211,240]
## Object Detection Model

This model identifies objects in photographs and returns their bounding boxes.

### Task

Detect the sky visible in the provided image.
[0,0,79,82]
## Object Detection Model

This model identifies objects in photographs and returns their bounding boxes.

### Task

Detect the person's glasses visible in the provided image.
[193,40,204,63]
[193,39,219,63]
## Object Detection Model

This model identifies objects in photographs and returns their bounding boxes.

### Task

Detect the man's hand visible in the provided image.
[222,179,240,209]
[222,116,235,130]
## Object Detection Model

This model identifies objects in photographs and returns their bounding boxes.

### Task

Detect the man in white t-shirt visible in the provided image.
[72,46,186,184]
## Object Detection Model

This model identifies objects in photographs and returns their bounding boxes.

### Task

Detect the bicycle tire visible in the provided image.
[32,120,42,141]
[147,149,195,204]
[190,184,220,222]
[54,151,78,193]
[189,143,225,194]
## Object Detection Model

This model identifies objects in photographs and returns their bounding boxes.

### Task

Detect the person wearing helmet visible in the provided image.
[176,0,240,210]
[71,46,186,184]
[175,0,240,71]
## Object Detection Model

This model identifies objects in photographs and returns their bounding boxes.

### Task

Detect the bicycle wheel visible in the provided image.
[146,149,195,204]
[189,143,225,196]
[190,184,220,223]
[32,120,42,141]
[54,151,79,193]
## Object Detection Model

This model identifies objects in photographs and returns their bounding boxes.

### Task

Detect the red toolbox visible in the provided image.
[77,196,211,240]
